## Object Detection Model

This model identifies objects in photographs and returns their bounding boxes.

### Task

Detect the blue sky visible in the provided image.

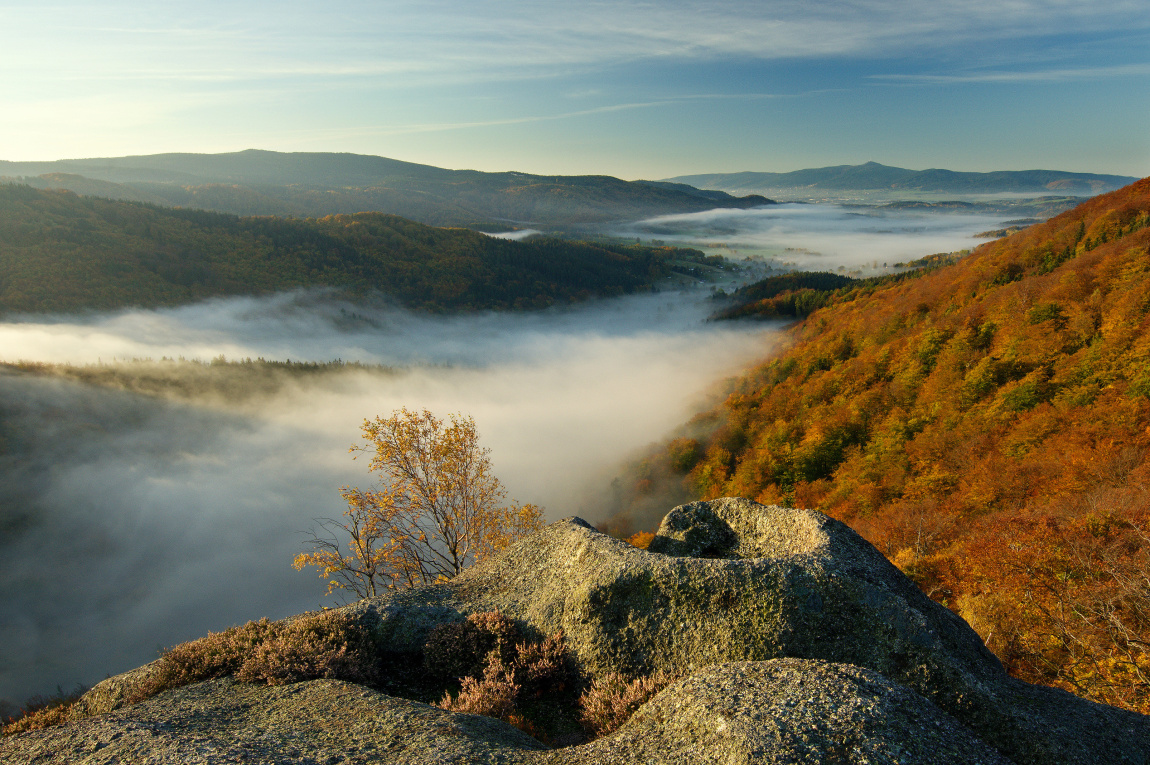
[1,0,1148,178]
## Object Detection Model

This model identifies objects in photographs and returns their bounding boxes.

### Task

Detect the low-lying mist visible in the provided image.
[0,201,1028,710]
[619,203,1012,269]
[0,289,779,707]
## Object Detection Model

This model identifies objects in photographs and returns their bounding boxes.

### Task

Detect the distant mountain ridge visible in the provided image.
[0,150,771,229]
[666,161,1137,196]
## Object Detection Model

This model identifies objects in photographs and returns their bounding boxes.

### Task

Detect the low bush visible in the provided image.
[430,611,672,741]
[432,614,576,740]
[424,611,520,679]
[512,632,571,697]
[578,670,677,737]
[235,611,381,687]
[2,704,74,737]
[128,611,378,704]
[437,653,520,720]
[1,685,88,736]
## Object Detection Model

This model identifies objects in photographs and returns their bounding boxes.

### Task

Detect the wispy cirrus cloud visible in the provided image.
[221,89,792,150]
[871,62,1150,84]
[5,1,1149,87]
[352,92,786,137]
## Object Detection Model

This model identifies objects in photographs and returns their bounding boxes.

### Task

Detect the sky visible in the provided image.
[1,1,1148,180]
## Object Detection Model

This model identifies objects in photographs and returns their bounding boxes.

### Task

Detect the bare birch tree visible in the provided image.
[294,408,543,599]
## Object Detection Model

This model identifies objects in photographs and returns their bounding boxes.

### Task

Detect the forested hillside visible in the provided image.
[623,178,1150,713]
[0,185,716,314]
[0,150,771,228]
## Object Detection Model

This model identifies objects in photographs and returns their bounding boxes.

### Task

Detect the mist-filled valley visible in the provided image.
[0,200,1065,711]
[0,289,782,708]
[618,200,1076,272]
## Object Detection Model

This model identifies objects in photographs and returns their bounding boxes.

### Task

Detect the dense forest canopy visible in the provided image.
[619,178,1150,713]
[0,185,721,314]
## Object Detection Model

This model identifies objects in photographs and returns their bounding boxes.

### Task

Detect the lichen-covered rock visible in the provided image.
[647,500,742,557]
[66,660,168,718]
[0,677,548,765]
[35,498,1150,764]
[647,498,827,560]
[0,661,1012,765]
[557,659,1014,765]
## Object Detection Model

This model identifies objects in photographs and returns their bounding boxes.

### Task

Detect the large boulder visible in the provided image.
[351,498,1150,765]
[9,498,1149,764]
[562,659,1014,765]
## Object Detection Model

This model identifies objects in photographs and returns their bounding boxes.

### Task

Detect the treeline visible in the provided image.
[713,255,966,321]
[0,185,714,314]
[616,178,1150,713]
[713,272,858,320]
[5,357,401,404]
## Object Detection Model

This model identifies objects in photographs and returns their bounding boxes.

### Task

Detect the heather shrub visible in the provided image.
[128,618,280,702]
[235,610,380,686]
[436,653,520,720]
[429,614,577,742]
[512,632,571,697]
[424,610,519,679]
[578,669,677,738]
[2,703,74,736]
[1,685,87,737]
[128,612,378,704]
[6,613,381,736]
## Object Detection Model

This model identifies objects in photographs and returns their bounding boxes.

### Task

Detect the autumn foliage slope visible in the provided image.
[639,178,1150,712]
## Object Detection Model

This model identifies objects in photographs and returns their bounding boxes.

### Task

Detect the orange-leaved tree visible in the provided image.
[294,408,543,599]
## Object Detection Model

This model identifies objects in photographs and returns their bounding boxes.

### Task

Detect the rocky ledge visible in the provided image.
[3,498,1147,764]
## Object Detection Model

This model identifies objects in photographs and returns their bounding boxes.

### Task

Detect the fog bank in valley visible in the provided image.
[0,202,1027,709]
[0,290,779,707]
[621,203,1012,269]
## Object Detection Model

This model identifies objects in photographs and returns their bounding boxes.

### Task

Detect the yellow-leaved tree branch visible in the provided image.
[294,408,543,599]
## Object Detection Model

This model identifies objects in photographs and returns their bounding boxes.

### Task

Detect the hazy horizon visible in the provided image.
[0,149,1140,181]
[2,2,1147,178]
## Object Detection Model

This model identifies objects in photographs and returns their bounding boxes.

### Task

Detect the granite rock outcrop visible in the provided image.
[3,498,1147,764]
